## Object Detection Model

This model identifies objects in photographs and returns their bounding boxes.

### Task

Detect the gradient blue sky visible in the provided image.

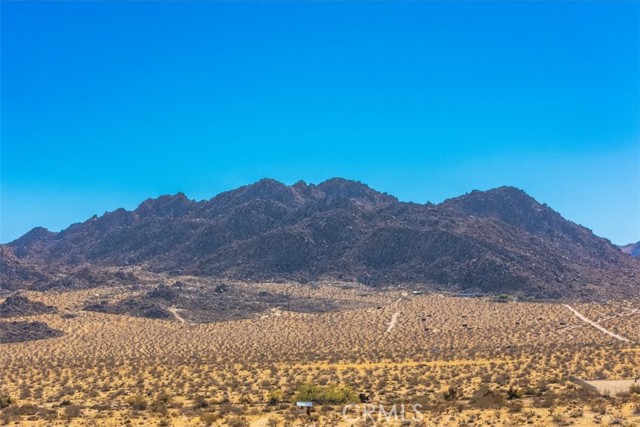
[1,1,639,244]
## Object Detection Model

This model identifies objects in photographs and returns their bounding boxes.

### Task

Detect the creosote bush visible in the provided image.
[0,395,12,410]
[268,389,283,405]
[293,383,358,405]
[125,395,148,410]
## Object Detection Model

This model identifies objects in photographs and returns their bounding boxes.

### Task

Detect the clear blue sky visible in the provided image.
[1,1,639,245]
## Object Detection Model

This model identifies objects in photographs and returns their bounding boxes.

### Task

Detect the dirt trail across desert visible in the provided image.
[563,304,632,343]
[386,311,400,333]
[168,307,192,325]
[384,295,404,333]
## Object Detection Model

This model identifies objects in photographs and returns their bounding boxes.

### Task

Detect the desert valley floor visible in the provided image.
[1,275,639,427]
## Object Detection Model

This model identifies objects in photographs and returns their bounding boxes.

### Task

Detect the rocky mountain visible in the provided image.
[0,246,51,291]
[620,241,640,257]
[2,178,639,299]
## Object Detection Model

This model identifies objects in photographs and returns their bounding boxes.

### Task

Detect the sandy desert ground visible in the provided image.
[1,280,639,426]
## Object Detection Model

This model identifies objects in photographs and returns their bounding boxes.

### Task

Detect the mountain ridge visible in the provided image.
[2,178,639,299]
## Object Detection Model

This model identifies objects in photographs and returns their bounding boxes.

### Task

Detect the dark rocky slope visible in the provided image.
[0,321,63,343]
[0,296,57,318]
[620,241,640,257]
[3,178,639,299]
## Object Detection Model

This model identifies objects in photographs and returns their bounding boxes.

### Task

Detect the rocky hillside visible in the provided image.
[0,321,63,343]
[2,178,639,299]
[0,296,57,318]
[620,241,640,257]
[0,246,51,291]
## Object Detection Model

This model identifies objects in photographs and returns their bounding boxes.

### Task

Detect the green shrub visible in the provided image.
[293,383,358,405]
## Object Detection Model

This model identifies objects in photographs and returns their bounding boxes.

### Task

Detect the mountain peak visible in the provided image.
[10,227,56,244]
[454,186,538,205]
[246,178,291,196]
[208,178,298,210]
[316,178,397,204]
[135,193,193,218]
[441,186,572,237]
[442,184,539,209]
[8,227,57,257]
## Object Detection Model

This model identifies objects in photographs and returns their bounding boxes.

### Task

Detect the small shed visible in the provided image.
[296,401,313,416]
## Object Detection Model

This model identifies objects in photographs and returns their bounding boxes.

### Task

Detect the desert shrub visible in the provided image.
[151,400,168,415]
[226,416,249,427]
[549,408,567,425]
[91,403,112,412]
[533,395,555,408]
[156,391,171,404]
[293,383,358,405]
[442,387,459,401]
[18,387,30,400]
[199,412,219,426]
[469,385,505,409]
[55,385,76,402]
[507,386,522,400]
[268,389,284,405]
[590,400,607,415]
[508,401,523,413]
[150,392,171,414]
[0,394,11,409]
[219,402,243,415]
[569,408,584,418]
[192,395,209,409]
[0,412,12,425]
[64,404,82,420]
[0,403,39,423]
[36,407,57,421]
[630,384,640,395]
[125,395,148,410]
[496,294,510,303]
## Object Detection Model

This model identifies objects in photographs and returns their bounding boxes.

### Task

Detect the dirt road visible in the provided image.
[168,307,192,325]
[563,304,631,343]
[386,311,400,333]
